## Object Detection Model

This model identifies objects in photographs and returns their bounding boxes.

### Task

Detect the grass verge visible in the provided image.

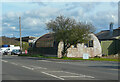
[19,54,119,62]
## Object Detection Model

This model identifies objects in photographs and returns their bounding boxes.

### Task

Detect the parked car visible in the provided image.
[4,48,11,55]
[11,49,22,55]
[4,46,20,55]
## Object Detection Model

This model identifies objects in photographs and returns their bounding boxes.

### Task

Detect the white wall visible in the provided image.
[57,33,102,58]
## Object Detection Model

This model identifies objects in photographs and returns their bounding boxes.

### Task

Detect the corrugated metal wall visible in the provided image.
[101,40,120,55]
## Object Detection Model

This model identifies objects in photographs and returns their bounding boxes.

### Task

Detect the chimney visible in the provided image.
[109,22,114,36]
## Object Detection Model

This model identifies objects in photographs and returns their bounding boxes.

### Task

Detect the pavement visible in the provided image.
[1,55,119,80]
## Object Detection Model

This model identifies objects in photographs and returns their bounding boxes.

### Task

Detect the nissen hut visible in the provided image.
[31,33,102,58]
[33,33,58,56]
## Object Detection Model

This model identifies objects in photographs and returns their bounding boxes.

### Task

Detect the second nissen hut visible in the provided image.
[31,33,102,58]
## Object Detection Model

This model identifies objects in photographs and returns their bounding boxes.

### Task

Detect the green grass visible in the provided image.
[60,57,119,62]
[19,54,119,62]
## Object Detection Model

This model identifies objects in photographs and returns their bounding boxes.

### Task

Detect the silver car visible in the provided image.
[11,49,22,55]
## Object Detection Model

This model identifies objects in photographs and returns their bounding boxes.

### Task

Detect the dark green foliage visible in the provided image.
[22,42,29,51]
[46,15,95,56]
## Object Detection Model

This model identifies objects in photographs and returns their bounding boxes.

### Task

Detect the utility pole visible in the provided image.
[19,16,22,51]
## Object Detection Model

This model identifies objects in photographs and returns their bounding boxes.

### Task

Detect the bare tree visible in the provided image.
[46,15,95,57]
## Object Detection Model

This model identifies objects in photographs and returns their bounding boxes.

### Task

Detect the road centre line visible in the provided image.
[109,69,120,71]
[41,72,65,80]
[10,62,18,65]
[30,65,47,69]
[1,60,8,63]
[83,75,95,78]
[60,75,95,78]
[47,71,64,72]
[60,76,87,77]
[64,71,83,76]
[37,60,52,62]
[56,62,70,64]
[22,66,34,70]
[2,59,47,70]
[2,59,94,79]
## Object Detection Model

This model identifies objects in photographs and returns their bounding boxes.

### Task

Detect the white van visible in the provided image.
[4,46,20,55]
[0,47,8,53]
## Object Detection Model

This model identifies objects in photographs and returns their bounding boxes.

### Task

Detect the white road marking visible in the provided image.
[83,75,95,78]
[30,65,47,69]
[60,76,86,77]
[64,71,81,75]
[10,62,18,65]
[63,71,95,78]
[42,71,95,79]
[60,75,94,78]
[38,60,52,62]
[22,66,34,70]
[48,71,64,72]
[41,72,65,80]
[1,60,8,63]
[109,69,119,71]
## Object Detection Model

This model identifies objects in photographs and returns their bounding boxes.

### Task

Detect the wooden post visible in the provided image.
[19,17,22,51]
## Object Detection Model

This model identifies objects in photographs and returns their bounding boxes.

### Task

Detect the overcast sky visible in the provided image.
[1,2,118,37]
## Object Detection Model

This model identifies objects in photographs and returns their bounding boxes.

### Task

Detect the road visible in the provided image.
[1,55,119,80]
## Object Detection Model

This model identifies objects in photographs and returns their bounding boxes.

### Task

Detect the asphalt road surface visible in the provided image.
[1,55,119,80]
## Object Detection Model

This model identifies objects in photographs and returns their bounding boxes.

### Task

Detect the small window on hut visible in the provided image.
[84,40,94,47]
[73,44,77,48]
[89,40,93,47]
